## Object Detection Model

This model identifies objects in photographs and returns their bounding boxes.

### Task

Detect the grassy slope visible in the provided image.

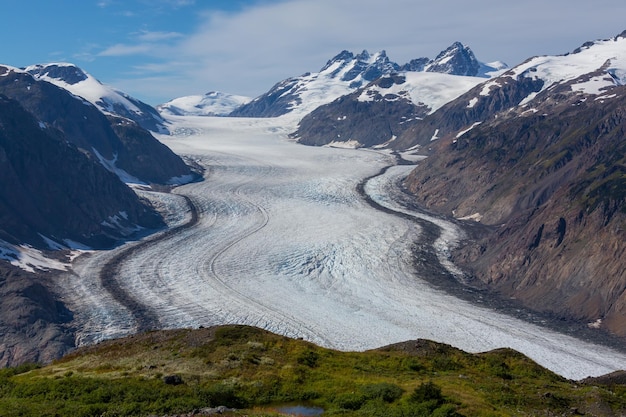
[0,325,624,416]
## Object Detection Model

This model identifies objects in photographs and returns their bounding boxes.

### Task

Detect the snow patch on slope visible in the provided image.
[92,148,147,185]
[0,240,70,273]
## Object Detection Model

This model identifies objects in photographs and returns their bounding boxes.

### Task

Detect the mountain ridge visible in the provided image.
[25,63,170,134]
[226,42,505,119]
[0,64,194,185]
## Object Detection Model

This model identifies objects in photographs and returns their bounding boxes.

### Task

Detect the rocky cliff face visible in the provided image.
[0,265,74,367]
[0,94,165,249]
[404,83,626,338]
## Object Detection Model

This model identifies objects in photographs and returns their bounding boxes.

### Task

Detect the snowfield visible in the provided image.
[58,115,626,380]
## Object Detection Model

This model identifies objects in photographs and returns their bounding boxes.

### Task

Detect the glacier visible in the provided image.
[56,114,626,381]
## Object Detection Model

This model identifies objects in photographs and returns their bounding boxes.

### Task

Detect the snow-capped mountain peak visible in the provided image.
[158,91,252,117]
[26,63,169,133]
[227,43,503,120]
[25,63,88,85]
[318,49,400,85]
[424,42,505,77]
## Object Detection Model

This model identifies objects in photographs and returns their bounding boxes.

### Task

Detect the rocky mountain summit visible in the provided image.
[289,44,505,148]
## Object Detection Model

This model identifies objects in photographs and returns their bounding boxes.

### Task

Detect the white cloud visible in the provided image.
[96,0,626,104]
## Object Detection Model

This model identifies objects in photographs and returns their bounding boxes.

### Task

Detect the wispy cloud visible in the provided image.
[135,30,184,42]
[97,30,182,57]
[99,43,154,57]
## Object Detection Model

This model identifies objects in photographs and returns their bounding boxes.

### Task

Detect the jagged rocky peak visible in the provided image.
[400,57,430,72]
[26,63,89,85]
[322,50,355,69]
[425,41,480,76]
[320,49,400,83]
[229,42,503,119]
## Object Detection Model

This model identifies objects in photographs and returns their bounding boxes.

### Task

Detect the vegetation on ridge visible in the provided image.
[0,325,624,416]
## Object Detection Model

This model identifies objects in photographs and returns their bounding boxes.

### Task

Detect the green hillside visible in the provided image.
[0,325,624,416]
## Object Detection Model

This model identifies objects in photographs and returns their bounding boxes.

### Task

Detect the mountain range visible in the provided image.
[402,30,626,338]
[212,32,626,339]
[2,31,626,366]
[228,43,506,119]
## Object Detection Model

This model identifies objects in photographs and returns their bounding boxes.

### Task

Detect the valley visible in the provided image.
[55,115,626,381]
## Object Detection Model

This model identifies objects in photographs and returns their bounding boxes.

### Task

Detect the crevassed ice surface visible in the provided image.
[58,115,626,380]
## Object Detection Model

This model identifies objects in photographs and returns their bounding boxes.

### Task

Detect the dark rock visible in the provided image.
[0,265,75,367]
[0,94,165,249]
[163,374,184,385]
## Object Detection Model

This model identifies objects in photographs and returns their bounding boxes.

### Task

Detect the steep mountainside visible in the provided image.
[0,94,164,250]
[404,31,626,338]
[0,265,74,367]
[228,44,505,119]
[0,65,193,185]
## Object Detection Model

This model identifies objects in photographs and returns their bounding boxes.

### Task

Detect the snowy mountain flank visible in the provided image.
[26,63,170,134]
[158,91,251,116]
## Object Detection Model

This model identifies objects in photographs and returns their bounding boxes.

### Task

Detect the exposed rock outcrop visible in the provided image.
[0,265,74,367]
[0,94,164,249]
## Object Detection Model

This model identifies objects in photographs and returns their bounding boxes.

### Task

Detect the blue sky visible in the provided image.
[3,0,626,105]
